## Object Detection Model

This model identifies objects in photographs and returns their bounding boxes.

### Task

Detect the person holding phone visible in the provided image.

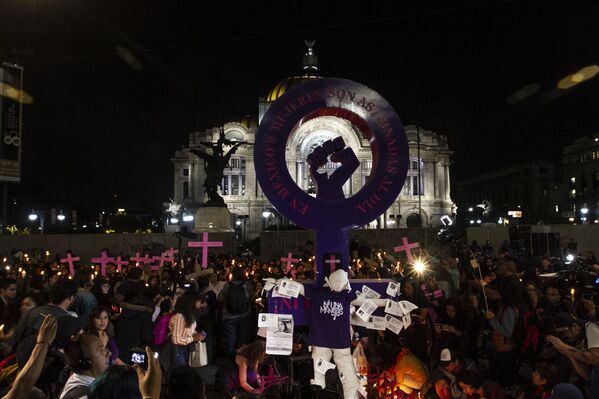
[169,292,206,366]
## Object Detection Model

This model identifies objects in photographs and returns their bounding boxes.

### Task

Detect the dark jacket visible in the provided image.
[115,302,154,357]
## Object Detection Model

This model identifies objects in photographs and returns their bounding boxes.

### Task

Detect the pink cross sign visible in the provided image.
[165,247,178,264]
[152,253,170,270]
[324,253,341,273]
[188,232,223,269]
[130,252,145,267]
[394,237,420,264]
[114,256,129,273]
[91,251,115,276]
[280,252,300,279]
[60,253,80,276]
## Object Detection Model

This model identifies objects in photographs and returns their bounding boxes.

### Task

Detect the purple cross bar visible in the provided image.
[60,253,80,276]
[324,254,341,274]
[394,237,420,264]
[280,252,300,279]
[114,256,129,273]
[91,251,115,276]
[188,232,223,269]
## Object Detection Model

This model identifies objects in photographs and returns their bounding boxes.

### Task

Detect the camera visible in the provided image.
[130,348,146,368]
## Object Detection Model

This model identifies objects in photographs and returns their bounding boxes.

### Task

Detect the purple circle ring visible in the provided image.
[254,78,409,230]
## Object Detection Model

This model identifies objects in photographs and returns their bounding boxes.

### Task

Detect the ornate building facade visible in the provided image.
[172,43,455,239]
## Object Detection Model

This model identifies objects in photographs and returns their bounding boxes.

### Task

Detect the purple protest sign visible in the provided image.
[188,232,223,269]
[255,78,409,285]
[60,253,80,276]
[91,251,114,276]
[394,237,420,264]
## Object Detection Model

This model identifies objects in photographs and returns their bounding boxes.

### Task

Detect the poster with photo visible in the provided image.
[265,314,294,355]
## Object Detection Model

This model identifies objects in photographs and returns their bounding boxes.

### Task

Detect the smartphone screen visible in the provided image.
[130,352,146,365]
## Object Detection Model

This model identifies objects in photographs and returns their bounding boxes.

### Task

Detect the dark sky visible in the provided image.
[1,0,598,214]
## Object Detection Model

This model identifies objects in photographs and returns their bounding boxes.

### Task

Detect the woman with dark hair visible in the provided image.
[90,277,112,309]
[88,306,124,365]
[147,274,160,290]
[169,292,206,366]
[88,366,141,399]
[218,340,266,397]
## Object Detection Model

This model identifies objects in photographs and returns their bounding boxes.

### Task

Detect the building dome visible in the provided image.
[266,75,321,102]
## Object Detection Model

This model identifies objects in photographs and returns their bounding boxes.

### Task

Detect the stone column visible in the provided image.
[245,157,257,199]
[444,163,451,199]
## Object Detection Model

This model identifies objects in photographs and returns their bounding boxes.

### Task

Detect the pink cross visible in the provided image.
[91,251,115,276]
[165,247,178,263]
[114,256,129,273]
[324,254,341,274]
[280,252,300,279]
[152,253,169,271]
[188,232,223,269]
[60,253,80,276]
[130,252,145,267]
[394,237,420,264]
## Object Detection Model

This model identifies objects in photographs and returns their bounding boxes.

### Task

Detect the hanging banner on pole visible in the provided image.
[0,63,24,182]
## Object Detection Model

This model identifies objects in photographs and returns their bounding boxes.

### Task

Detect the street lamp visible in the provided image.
[57,213,66,221]
[28,210,44,234]
[262,210,272,218]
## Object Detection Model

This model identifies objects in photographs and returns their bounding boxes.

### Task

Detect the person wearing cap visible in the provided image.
[421,348,477,399]
[546,312,599,396]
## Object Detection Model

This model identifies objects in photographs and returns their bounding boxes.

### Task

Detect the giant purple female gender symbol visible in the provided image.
[255,78,409,284]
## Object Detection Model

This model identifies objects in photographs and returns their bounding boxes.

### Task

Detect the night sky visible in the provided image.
[1,0,598,216]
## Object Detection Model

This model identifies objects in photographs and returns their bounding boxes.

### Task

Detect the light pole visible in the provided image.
[28,210,44,234]
[581,206,589,224]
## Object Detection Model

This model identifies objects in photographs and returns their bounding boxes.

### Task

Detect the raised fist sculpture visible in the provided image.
[307,137,359,201]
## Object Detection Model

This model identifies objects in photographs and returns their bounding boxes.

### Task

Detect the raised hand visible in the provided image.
[307,137,359,200]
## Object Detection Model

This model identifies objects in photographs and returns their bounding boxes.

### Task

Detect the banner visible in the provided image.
[0,63,23,182]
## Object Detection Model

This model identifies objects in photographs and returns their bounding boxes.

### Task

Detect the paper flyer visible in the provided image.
[385,300,404,317]
[386,281,400,297]
[386,315,404,334]
[278,279,302,298]
[258,313,278,328]
[265,314,294,355]
[356,299,378,322]
[315,358,337,375]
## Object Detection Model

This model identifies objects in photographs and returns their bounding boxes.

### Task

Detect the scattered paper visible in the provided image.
[356,299,378,322]
[398,300,418,314]
[265,314,294,355]
[401,313,412,329]
[258,313,278,328]
[385,300,404,317]
[278,279,302,298]
[386,315,404,334]
[315,358,336,375]
[351,312,370,327]
[386,282,400,297]
[369,316,387,331]
[272,284,291,298]
[362,285,381,299]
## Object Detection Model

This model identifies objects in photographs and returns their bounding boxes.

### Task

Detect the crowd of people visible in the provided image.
[0,238,595,398]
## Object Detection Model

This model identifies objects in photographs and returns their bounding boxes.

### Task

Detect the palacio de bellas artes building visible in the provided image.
[171,42,455,240]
